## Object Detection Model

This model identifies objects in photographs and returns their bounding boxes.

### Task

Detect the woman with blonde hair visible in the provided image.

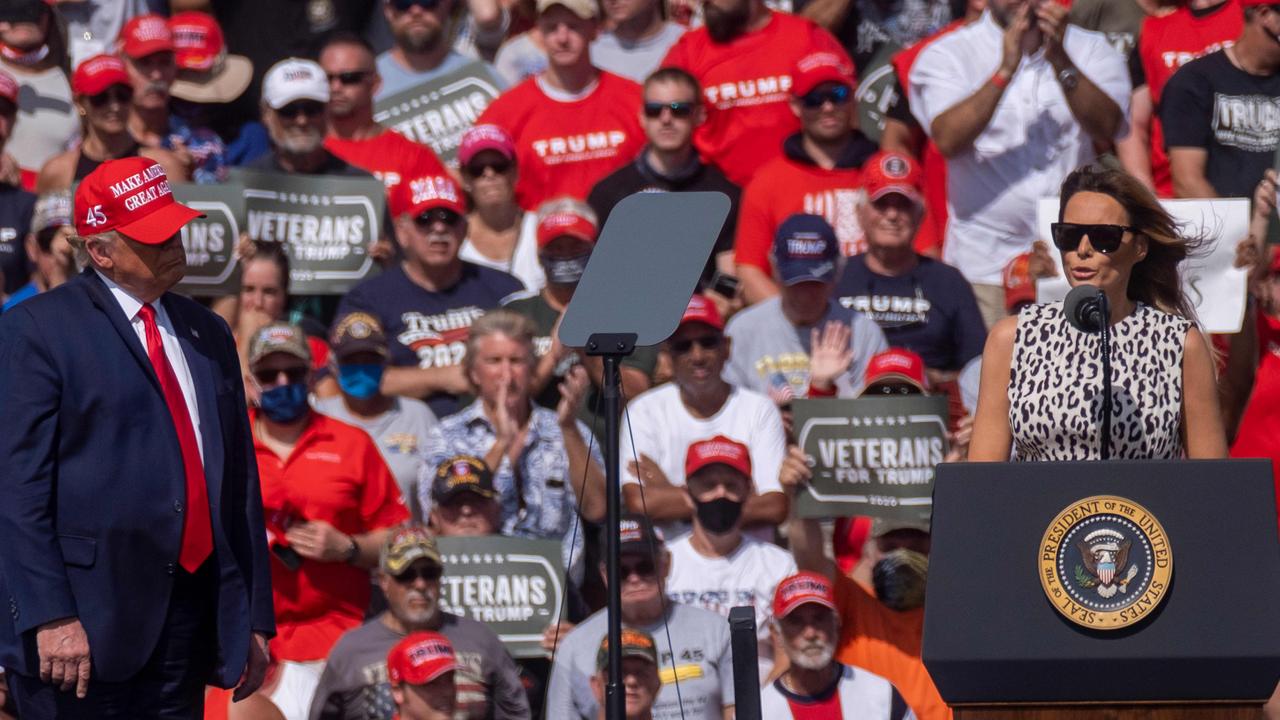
[969,163,1227,461]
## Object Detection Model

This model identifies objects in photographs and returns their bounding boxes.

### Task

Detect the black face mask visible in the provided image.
[693,496,744,535]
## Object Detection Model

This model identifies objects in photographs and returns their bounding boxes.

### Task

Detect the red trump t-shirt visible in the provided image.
[661,11,853,187]
[477,71,644,209]
[325,130,449,218]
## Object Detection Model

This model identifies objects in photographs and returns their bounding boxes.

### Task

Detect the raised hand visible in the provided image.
[809,321,854,392]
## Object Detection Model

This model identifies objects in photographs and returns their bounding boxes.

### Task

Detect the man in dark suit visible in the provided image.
[0,156,273,718]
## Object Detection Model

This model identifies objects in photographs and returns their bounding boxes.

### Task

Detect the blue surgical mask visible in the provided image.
[338,364,384,399]
[259,383,309,423]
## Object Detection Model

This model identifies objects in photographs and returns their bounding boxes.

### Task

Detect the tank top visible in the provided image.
[74,142,141,182]
[1008,301,1191,461]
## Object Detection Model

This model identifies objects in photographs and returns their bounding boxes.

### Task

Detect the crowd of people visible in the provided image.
[1,0,1280,718]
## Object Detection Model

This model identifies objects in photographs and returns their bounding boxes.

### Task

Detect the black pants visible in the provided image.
[10,561,218,719]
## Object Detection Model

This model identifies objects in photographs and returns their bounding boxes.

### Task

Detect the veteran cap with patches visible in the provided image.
[431,455,497,503]
[380,524,443,576]
[248,323,312,367]
[330,312,389,360]
[596,628,659,672]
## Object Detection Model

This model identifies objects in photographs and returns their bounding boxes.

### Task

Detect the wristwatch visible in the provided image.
[1057,66,1080,92]
[342,535,359,564]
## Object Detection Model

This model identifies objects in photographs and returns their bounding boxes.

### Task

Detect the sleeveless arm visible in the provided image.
[1181,326,1228,459]
[967,316,1017,461]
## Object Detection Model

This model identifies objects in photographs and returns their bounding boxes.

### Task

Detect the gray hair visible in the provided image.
[462,309,537,377]
[68,230,118,271]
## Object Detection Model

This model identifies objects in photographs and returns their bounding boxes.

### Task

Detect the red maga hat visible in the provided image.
[685,435,752,478]
[773,571,838,619]
[71,54,131,97]
[678,293,724,331]
[74,157,202,243]
[387,632,457,686]
[864,348,927,392]
[402,174,466,217]
[536,209,597,247]
[792,51,856,98]
[119,14,174,59]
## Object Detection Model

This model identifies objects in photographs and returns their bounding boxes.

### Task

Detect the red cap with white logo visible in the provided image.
[772,571,838,619]
[74,157,202,243]
[864,348,927,392]
[678,293,724,331]
[119,14,175,59]
[862,151,923,205]
[71,54,131,97]
[387,632,457,686]
[402,174,466,217]
[792,51,856,97]
[685,435,752,479]
[536,210,597,247]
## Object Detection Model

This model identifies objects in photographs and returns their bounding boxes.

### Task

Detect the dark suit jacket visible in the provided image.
[0,269,274,687]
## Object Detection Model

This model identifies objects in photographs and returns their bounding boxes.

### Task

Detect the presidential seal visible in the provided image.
[1038,495,1172,630]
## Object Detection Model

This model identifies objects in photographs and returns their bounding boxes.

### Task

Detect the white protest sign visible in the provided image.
[1035,197,1249,334]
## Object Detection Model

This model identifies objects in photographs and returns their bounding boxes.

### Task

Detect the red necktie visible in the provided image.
[138,303,213,572]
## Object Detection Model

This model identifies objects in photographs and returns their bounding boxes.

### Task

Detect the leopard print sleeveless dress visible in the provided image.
[1008,301,1191,461]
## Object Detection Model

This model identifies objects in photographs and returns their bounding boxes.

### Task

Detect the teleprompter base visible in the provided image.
[952,702,1264,720]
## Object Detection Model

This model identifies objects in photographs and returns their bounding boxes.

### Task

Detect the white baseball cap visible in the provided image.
[262,57,329,109]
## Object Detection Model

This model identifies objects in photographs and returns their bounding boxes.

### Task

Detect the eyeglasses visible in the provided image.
[276,100,326,120]
[465,157,513,177]
[1050,222,1138,255]
[327,70,373,85]
[88,86,133,108]
[393,564,444,584]
[415,208,463,228]
[253,366,308,386]
[642,101,695,119]
[390,0,442,10]
[669,335,721,354]
[619,558,656,578]
[799,84,852,109]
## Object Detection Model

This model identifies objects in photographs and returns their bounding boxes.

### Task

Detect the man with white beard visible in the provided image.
[760,572,916,720]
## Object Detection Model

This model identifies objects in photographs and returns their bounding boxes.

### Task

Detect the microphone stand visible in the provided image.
[1098,293,1112,461]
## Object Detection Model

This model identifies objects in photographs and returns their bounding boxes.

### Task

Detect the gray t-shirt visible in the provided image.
[723,296,888,398]
[309,613,530,720]
[589,23,687,83]
[493,32,547,87]
[545,603,734,720]
[374,50,504,99]
[312,395,438,519]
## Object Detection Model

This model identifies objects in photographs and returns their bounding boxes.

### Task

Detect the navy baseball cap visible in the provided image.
[773,214,838,285]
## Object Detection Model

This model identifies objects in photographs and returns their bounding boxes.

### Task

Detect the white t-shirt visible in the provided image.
[908,11,1129,285]
[665,534,797,680]
[760,663,917,719]
[460,212,545,293]
[621,383,786,540]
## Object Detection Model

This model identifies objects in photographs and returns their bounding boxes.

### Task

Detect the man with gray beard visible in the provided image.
[760,572,916,719]
[309,525,529,720]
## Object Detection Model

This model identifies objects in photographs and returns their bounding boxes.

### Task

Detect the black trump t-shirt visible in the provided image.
[1162,50,1280,198]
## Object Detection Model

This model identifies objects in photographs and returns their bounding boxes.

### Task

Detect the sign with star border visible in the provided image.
[172,182,245,297]
[230,168,385,294]
[373,60,505,165]
[792,395,949,521]
[434,536,566,658]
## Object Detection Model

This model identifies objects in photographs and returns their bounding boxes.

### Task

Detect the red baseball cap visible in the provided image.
[402,174,466,217]
[74,157,202,243]
[387,632,456,686]
[0,70,17,105]
[537,209,597,247]
[458,124,517,167]
[119,14,174,59]
[792,51,856,98]
[863,151,923,205]
[169,11,223,71]
[1003,252,1037,311]
[773,571,837,619]
[685,435,752,479]
[864,348,927,392]
[678,293,724,332]
[71,54,131,97]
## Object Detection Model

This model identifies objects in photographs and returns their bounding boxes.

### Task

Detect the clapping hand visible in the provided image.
[555,365,590,428]
[809,321,854,393]
[1036,0,1071,70]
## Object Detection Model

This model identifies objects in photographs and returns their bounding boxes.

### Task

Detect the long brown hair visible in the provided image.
[1057,163,1203,321]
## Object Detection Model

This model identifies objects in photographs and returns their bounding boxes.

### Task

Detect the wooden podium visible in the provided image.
[923,461,1280,719]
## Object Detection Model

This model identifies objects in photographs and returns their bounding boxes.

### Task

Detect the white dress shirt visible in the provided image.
[96,270,204,457]
[908,11,1130,285]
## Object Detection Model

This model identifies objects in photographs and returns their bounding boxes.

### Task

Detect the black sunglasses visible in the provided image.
[88,86,133,108]
[390,0,442,10]
[1050,222,1138,255]
[669,335,721,354]
[619,558,656,578]
[865,383,922,396]
[394,564,444,584]
[465,157,513,177]
[642,101,695,119]
[253,366,308,386]
[800,84,851,109]
[415,208,463,228]
[276,100,326,120]
[327,70,373,85]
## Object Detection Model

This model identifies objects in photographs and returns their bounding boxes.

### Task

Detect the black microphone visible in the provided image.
[1063,284,1106,333]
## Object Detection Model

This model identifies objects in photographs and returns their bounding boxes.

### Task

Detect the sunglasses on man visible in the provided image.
[253,366,308,386]
[669,335,721,354]
[1050,222,1138,255]
[414,208,463,229]
[276,100,326,120]
[389,0,442,10]
[393,564,444,584]
[800,84,851,109]
[642,101,696,119]
[88,86,133,108]
[327,70,373,86]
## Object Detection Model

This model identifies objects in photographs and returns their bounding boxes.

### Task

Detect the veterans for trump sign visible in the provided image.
[373,61,504,164]
[173,183,244,297]
[793,395,949,522]
[435,536,565,659]
[233,169,384,294]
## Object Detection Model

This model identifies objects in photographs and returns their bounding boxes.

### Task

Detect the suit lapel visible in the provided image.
[80,269,160,392]
[162,293,227,509]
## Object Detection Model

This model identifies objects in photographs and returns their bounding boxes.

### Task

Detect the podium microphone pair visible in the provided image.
[1064,284,1113,459]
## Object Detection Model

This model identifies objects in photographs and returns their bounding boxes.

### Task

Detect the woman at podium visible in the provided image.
[968,164,1228,461]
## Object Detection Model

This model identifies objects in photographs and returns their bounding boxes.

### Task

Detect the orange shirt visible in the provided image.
[325,131,449,217]
[252,410,410,662]
[477,71,645,209]
[661,11,852,187]
[834,572,952,720]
